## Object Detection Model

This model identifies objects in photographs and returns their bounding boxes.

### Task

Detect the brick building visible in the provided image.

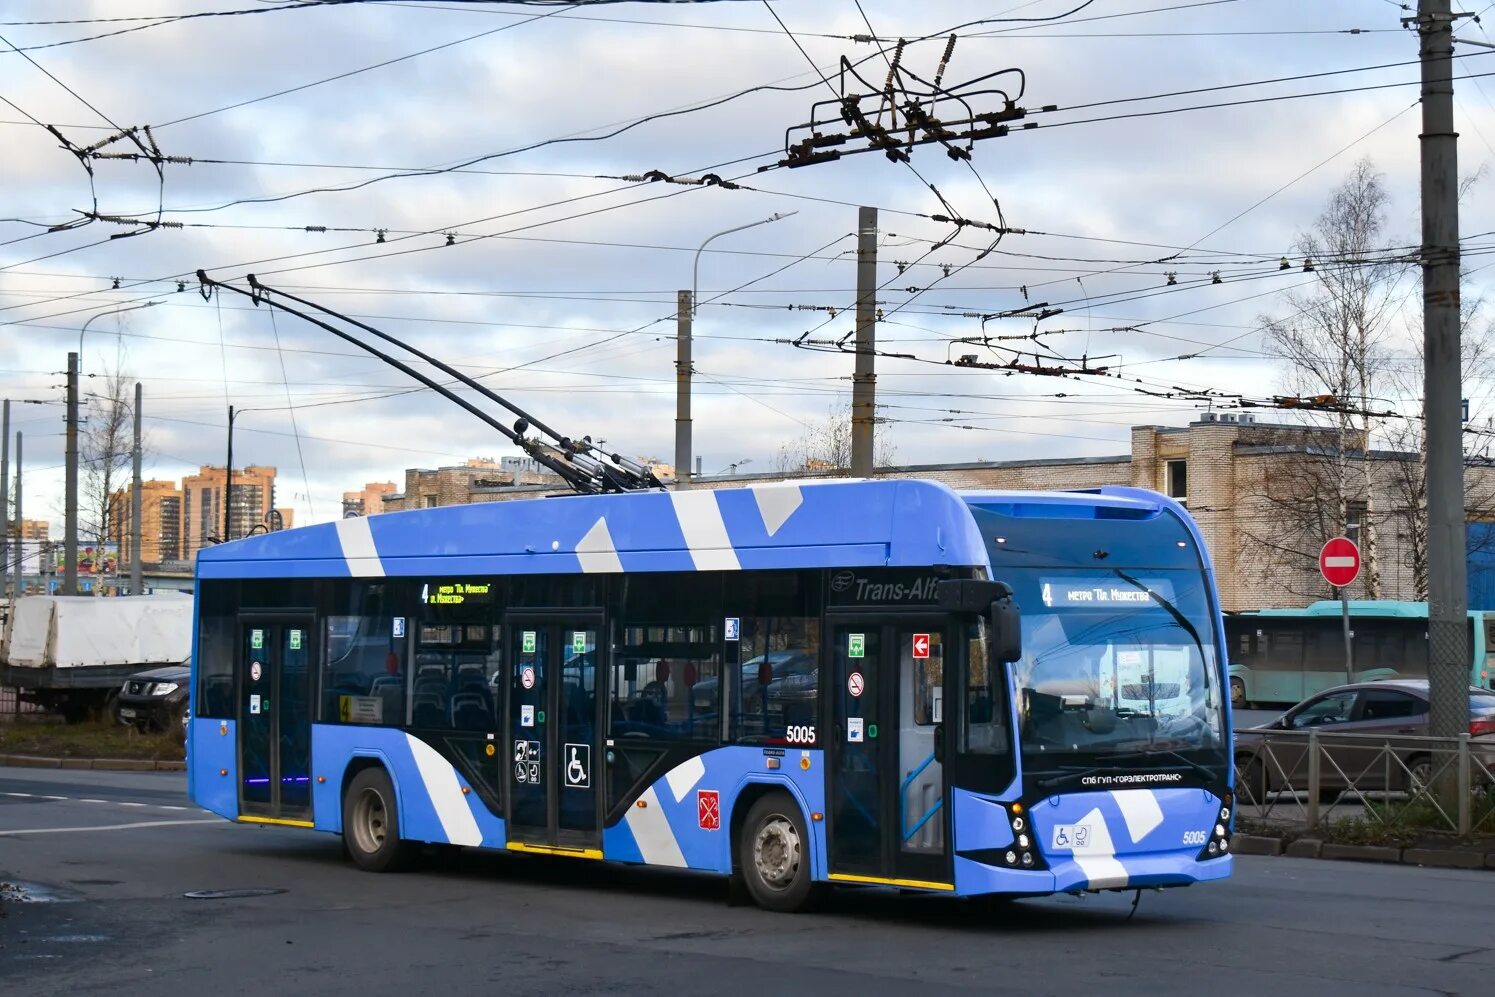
[341,481,397,518]
[381,457,566,511]
[180,465,293,556]
[374,418,1495,612]
[107,479,184,563]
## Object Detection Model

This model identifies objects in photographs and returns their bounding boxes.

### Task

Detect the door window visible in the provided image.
[1356,689,1426,721]
[1288,690,1357,729]
[830,625,882,874]
[898,629,943,856]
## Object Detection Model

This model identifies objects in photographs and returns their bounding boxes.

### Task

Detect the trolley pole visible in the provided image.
[1415,0,1470,739]
[851,206,878,476]
[674,290,692,491]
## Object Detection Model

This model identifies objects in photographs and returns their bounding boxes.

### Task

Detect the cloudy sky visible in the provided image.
[1,0,1490,531]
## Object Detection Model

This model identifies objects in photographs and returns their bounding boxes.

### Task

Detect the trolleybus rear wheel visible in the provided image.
[343,767,418,872]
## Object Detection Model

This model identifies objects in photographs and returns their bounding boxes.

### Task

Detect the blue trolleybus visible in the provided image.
[187,479,1234,910]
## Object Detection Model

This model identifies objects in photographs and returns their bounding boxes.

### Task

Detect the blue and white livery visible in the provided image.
[188,479,1234,910]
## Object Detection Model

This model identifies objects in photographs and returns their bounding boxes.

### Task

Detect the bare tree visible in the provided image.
[1381,284,1495,598]
[1255,158,1409,597]
[79,360,136,550]
[774,400,896,473]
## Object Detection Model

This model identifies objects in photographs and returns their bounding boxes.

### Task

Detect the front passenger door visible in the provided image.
[1280,689,1358,790]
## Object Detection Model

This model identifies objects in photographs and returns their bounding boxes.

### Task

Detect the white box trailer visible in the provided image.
[0,594,193,719]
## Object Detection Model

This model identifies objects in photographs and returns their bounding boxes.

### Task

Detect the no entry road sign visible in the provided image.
[1319,536,1361,588]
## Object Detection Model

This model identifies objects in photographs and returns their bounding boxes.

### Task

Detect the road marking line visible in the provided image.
[0,819,224,836]
[118,802,145,807]
[2,792,35,798]
[40,795,68,801]
[78,799,108,804]
[157,805,188,811]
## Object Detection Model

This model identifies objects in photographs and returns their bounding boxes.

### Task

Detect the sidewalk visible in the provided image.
[0,752,184,772]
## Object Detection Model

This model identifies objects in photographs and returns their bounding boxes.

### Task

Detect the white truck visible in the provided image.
[0,594,193,721]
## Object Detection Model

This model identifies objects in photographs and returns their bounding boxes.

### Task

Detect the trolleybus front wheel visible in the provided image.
[738,792,817,913]
[343,766,418,872]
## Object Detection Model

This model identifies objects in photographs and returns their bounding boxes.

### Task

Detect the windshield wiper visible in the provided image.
[1107,747,1218,781]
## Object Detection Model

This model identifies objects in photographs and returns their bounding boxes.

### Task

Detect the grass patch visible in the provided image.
[0,719,184,761]
[1324,796,1495,848]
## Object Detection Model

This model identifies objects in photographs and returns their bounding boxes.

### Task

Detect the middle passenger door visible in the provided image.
[505,616,603,855]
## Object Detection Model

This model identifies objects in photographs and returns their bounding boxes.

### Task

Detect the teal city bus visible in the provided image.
[1225,601,1495,707]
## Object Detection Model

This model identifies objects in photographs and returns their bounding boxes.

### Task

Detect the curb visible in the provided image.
[0,752,184,772]
[1240,832,1495,871]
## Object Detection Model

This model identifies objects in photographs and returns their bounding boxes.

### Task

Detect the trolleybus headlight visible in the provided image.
[1011,816,1025,832]
[1207,841,1219,856]
[1219,839,1228,853]
[1017,834,1030,849]
[1220,806,1230,822]
[1021,853,1034,867]
[1005,850,1018,865]
[1215,824,1226,839]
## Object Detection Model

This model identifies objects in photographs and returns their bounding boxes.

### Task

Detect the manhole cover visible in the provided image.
[183,888,286,900]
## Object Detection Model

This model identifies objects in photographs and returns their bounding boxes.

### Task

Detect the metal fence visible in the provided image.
[0,685,43,716]
[1233,728,1495,838]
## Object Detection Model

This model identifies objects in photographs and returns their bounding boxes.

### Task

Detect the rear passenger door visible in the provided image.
[1344,689,1426,790]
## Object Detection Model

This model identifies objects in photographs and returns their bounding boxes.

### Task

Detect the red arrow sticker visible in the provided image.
[912,633,931,659]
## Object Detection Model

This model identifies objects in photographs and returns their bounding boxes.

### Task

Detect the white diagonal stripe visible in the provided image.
[406,734,483,846]
[664,756,706,803]
[669,491,740,571]
[1071,807,1128,890]
[1110,789,1164,843]
[335,517,386,577]
[624,786,686,867]
[576,516,623,573]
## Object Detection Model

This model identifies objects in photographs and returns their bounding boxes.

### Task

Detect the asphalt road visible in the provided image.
[2,765,1491,997]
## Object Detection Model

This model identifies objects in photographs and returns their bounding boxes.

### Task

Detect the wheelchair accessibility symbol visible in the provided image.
[563,743,591,789]
[1051,823,1092,850]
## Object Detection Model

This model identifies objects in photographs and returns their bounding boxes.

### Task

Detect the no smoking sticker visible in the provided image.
[521,666,536,690]
[249,661,262,683]
[847,671,865,698]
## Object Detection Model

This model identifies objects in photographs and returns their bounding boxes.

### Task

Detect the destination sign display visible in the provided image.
[1038,577,1175,610]
[421,581,493,606]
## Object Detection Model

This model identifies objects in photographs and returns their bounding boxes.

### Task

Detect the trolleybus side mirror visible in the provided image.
[937,579,1023,664]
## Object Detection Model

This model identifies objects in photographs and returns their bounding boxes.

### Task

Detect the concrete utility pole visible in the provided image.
[12,432,21,598]
[851,206,878,476]
[63,352,79,596]
[1,399,8,599]
[674,290,692,491]
[130,382,142,595]
[1416,0,1470,739]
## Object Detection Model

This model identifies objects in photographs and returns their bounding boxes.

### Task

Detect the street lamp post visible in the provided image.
[692,212,798,316]
[67,300,158,596]
[676,213,796,489]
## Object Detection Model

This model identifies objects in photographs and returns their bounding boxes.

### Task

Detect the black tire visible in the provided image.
[1236,755,1268,805]
[342,767,419,873]
[1403,755,1433,797]
[738,793,816,913]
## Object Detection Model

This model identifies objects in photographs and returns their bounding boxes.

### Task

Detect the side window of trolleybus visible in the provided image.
[323,583,406,726]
